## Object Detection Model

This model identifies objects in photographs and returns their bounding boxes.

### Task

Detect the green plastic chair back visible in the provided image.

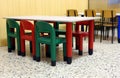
[6,19,21,55]
[35,21,66,66]
[36,21,56,41]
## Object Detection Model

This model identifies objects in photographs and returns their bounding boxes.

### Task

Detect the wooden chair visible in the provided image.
[100,10,117,43]
[84,9,101,41]
[55,9,78,35]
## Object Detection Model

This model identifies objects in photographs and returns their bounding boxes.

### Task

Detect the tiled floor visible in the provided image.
[0,37,120,78]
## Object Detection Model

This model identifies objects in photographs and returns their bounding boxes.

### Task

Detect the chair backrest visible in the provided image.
[7,19,20,34]
[66,9,78,16]
[84,9,96,17]
[101,10,116,18]
[20,20,35,36]
[20,20,34,30]
[101,10,117,24]
[35,21,55,39]
[7,19,19,28]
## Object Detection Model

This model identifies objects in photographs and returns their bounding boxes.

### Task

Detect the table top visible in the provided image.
[4,16,100,22]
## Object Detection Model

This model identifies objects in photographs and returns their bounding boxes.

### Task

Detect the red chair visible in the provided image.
[20,20,36,60]
[73,22,88,55]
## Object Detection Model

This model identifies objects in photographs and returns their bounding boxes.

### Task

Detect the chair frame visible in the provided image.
[100,10,117,43]
[6,19,21,55]
[20,20,36,60]
[35,21,66,66]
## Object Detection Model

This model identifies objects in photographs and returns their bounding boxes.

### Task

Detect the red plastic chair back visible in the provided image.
[20,20,36,59]
[21,20,34,30]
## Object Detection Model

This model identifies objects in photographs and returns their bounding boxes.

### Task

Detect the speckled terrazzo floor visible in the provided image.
[0,38,120,78]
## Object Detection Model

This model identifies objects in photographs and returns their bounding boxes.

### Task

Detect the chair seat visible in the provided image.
[21,35,33,40]
[8,33,17,37]
[103,23,117,27]
[73,31,88,37]
[95,22,101,25]
[55,30,66,35]
[37,36,66,44]
[21,32,32,40]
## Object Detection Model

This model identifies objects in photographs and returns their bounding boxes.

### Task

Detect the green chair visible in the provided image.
[6,19,21,55]
[35,21,66,66]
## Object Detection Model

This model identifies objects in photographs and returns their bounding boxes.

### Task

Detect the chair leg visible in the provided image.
[17,36,21,56]
[36,43,40,62]
[100,26,103,42]
[7,36,12,52]
[105,27,107,40]
[106,27,110,39]
[30,41,32,54]
[84,25,88,40]
[63,43,67,61]
[78,35,83,55]
[46,45,51,58]
[32,40,36,60]
[111,27,115,44]
[11,37,15,50]
[50,44,56,66]
[21,39,25,56]
[75,36,79,50]
[103,27,105,40]
[8,48,12,52]
[10,28,15,51]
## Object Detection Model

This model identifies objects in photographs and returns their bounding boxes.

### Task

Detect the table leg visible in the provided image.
[117,16,120,43]
[88,20,94,55]
[66,22,72,64]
